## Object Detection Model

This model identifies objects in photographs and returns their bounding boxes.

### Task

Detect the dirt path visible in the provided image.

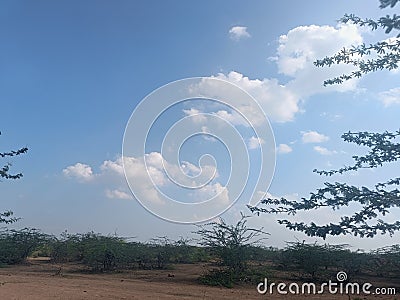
[0,259,397,299]
[0,259,260,300]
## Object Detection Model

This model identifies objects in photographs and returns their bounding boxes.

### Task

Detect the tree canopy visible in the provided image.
[1,131,27,224]
[314,0,400,85]
[249,0,400,239]
[0,132,28,180]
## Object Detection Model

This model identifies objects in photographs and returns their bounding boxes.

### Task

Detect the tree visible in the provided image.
[0,228,49,264]
[249,0,400,239]
[314,0,400,85]
[1,132,28,180]
[0,131,28,224]
[195,214,268,278]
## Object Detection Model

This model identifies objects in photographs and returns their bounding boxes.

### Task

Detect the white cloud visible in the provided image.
[320,112,343,121]
[229,26,251,40]
[313,146,336,155]
[277,143,293,154]
[64,152,225,206]
[248,136,265,150]
[301,131,329,143]
[63,163,93,181]
[190,182,230,205]
[214,109,248,126]
[188,24,364,126]
[379,87,400,107]
[201,126,217,142]
[105,189,132,200]
[213,71,299,123]
[182,108,207,123]
[277,24,363,97]
[133,152,221,203]
[101,158,124,175]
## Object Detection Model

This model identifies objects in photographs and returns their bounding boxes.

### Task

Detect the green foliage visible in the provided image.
[198,266,272,288]
[370,244,400,277]
[198,269,236,288]
[50,232,135,271]
[250,130,400,238]
[314,0,400,85]
[0,225,398,285]
[49,232,206,272]
[246,245,281,262]
[0,228,50,265]
[379,0,399,8]
[0,211,19,224]
[280,242,329,280]
[195,214,269,286]
[278,242,366,281]
[148,236,202,268]
[0,132,28,181]
[331,247,369,278]
[76,233,127,271]
[195,215,268,273]
[1,131,27,225]
[251,0,400,239]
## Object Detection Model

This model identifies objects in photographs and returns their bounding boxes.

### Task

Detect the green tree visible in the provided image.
[195,214,269,287]
[0,131,28,224]
[314,0,400,85]
[250,0,400,239]
[195,214,268,273]
[0,228,50,264]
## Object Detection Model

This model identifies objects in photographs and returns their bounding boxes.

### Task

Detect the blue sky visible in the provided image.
[1,0,399,249]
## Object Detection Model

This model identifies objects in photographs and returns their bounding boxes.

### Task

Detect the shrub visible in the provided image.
[0,228,50,264]
[195,214,269,286]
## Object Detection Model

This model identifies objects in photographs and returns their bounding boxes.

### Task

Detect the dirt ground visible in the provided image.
[0,258,398,300]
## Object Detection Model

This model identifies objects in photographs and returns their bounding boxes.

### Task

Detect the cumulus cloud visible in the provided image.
[63,152,227,205]
[277,24,363,97]
[189,182,229,204]
[63,163,93,181]
[379,87,400,107]
[215,71,299,126]
[122,152,226,205]
[301,131,329,143]
[248,136,265,150]
[277,143,293,154]
[229,26,251,40]
[313,146,336,155]
[184,24,365,126]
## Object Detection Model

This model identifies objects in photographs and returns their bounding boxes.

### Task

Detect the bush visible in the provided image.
[0,228,50,264]
[50,232,133,271]
[371,244,400,278]
[49,232,208,272]
[195,214,269,286]
[198,269,236,288]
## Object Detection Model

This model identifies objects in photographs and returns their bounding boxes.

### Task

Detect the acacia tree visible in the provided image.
[0,131,28,224]
[195,214,268,273]
[315,0,400,85]
[250,0,400,239]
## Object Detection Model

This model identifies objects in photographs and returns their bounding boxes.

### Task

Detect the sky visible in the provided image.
[1,0,399,250]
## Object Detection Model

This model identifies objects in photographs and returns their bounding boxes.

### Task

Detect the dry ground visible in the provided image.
[0,258,398,299]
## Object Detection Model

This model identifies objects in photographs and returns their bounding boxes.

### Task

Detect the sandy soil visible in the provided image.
[0,258,397,300]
